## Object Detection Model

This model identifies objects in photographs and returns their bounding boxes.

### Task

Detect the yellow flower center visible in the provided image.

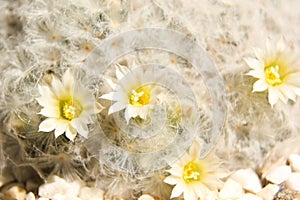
[182,161,204,183]
[59,98,83,120]
[129,86,151,106]
[264,65,282,86]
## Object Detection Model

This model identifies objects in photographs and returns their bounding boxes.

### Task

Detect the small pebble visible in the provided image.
[79,186,104,200]
[52,193,81,200]
[285,172,300,192]
[288,154,300,172]
[38,176,81,198]
[138,194,155,200]
[231,168,262,193]
[219,179,244,199]
[5,185,27,200]
[26,192,36,200]
[240,193,262,200]
[265,165,291,184]
[257,184,280,200]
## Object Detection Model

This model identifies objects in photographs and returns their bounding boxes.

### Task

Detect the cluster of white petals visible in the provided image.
[246,38,300,106]
[101,64,155,123]
[164,141,225,200]
[37,69,101,141]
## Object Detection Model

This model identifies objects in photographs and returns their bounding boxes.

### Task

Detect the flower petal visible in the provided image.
[246,69,264,79]
[279,85,296,102]
[100,92,126,102]
[276,87,289,104]
[170,181,184,199]
[178,154,192,166]
[244,58,263,70]
[285,72,300,87]
[39,107,59,118]
[78,125,89,138]
[293,87,300,96]
[137,106,149,120]
[36,96,58,108]
[166,164,183,177]
[252,80,268,92]
[106,78,117,89]
[39,118,57,132]
[164,176,180,185]
[65,125,77,141]
[189,141,201,160]
[78,111,94,124]
[253,47,264,60]
[100,92,114,100]
[71,119,89,138]
[108,102,126,115]
[183,186,196,200]
[194,184,209,200]
[51,76,65,97]
[124,107,131,124]
[266,38,276,59]
[62,68,75,92]
[38,85,55,98]
[116,64,130,80]
[276,36,286,52]
[54,120,68,138]
[125,105,139,123]
[74,86,93,104]
[268,87,280,106]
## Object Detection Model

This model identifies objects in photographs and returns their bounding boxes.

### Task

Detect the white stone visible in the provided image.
[288,154,300,172]
[38,176,81,199]
[52,194,81,200]
[52,194,67,200]
[231,168,262,193]
[26,192,36,200]
[5,185,27,200]
[257,184,280,200]
[265,165,291,184]
[285,172,300,191]
[138,194,155,200]
[219,179,244,199]
[79,186,104,200]
[240,193,262,200]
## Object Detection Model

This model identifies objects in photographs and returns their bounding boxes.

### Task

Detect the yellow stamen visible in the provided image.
[59,99,82,120]
[182,161,204,183]
[129,86,151,106]
[264,65,282,86]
